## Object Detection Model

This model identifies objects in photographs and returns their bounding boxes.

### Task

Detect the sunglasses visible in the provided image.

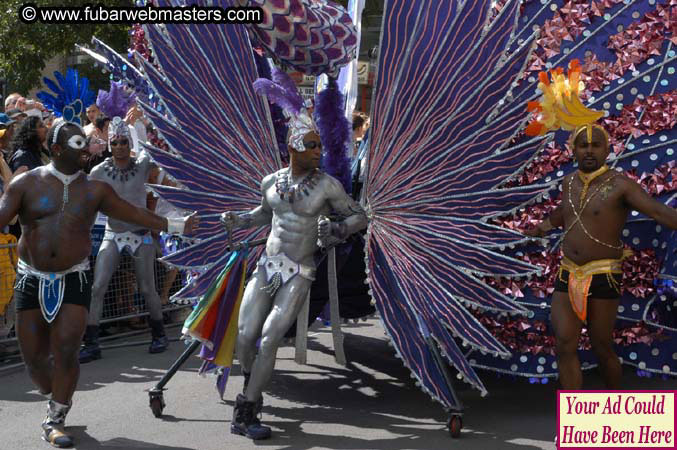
[303,141,322,150]
[110,138,129,146]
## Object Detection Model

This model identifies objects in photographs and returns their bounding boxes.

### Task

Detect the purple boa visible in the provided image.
[314,77,352,193]
[253,54,290,163]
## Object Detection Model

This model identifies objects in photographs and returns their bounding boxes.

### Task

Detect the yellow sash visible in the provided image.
[560,255,627,322]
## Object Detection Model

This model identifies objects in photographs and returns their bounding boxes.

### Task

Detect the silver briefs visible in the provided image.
[257,253,316,284]
[103,230,153,254]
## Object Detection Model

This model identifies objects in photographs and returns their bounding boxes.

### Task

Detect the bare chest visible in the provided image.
[563,174,626,223]
[22,178,98,225]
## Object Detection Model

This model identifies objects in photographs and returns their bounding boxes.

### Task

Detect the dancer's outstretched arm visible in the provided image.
[523,182,565,238]
[96,181,198,234]
[220,174,274,230]
[620,176,677,230]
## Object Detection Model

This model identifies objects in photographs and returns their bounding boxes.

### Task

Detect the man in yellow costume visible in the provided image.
[524,60,677,389]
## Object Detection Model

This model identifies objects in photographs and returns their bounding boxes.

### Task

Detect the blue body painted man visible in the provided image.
[0,122,197,448]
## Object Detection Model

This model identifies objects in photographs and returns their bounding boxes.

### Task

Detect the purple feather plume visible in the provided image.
[96,80,136,119]
[271,67,304,112]
[252,53,290,164]
[253,66,304,116]
[253,79,304,117]
[314,77,352,193]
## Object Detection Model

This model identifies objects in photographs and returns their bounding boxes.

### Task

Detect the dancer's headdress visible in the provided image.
[254,65,352,191]
[97,80,136,121]
[253,67,317,152]
[107,116,131,141]
[525,59,607,144]
[97,81,136,141]
[37,68,94,147]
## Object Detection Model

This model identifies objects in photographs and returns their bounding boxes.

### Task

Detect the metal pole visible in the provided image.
[0,315,187,345]
[151,340,201,391]
[0,324,186,373]
[99,304,190,325]
[225,237,267,252]
[425,336,463,414]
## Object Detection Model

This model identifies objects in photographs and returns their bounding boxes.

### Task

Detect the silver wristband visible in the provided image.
[167,217,187,235]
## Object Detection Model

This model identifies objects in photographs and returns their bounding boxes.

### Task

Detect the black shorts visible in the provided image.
[14,271,92,312]
[554,269,622,299]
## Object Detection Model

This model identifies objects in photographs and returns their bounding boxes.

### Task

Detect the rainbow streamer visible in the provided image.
[182,249,248,380]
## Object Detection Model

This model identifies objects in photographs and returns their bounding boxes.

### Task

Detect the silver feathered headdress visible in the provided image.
[253,67,317,152]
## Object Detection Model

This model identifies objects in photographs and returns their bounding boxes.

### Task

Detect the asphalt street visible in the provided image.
[1,318,673,450]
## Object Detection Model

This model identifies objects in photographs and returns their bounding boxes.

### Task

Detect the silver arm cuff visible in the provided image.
[167,217,187,235]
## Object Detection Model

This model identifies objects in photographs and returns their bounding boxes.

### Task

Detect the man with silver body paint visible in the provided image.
[80,117,173,361]
[221,110,368,440]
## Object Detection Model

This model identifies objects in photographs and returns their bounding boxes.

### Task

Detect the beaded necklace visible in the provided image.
[275,168,321,203]
[577,165,608,208]
[565,169,623,250]
[103,157,138,182]
[46,163,82,211]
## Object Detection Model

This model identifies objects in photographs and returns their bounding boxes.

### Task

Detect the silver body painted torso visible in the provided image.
[263,169,335,267]
[236,168,367,403]
[89,151,153,233]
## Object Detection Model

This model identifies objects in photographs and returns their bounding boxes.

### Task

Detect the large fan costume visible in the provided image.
[85,0,676,430]
[458,0,677,384]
